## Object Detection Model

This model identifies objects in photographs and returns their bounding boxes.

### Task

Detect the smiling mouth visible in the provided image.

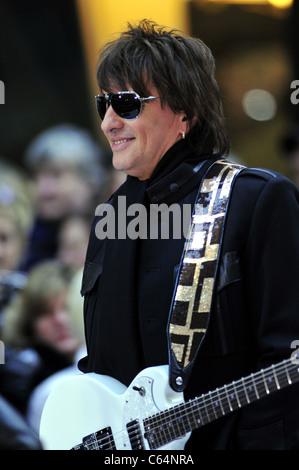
[112,138,135,145]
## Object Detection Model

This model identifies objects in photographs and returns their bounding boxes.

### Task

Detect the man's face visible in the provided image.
[100,86,186,180]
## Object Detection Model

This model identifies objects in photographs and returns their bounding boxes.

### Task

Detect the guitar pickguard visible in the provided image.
[123,366,189,450]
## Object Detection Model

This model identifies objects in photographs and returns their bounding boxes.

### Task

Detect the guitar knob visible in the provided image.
[133,386,146,397]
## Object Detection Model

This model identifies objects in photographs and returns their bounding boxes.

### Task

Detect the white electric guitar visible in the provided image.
[40,357,299,450]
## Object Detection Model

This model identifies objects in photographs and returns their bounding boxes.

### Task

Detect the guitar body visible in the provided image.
[40,358,299,450]
[39,365,189,450]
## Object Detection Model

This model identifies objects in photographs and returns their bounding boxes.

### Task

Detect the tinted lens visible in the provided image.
[96,96,107,120]
[111,93,141,120]
[96,92,142,120]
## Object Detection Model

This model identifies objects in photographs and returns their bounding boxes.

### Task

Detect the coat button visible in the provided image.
[169,182,179,193]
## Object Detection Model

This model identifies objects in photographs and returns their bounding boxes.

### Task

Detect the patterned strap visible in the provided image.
[167,159,245,391]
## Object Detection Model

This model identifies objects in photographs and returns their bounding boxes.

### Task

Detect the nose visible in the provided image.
[100,104,124,134]
[53,308,69,327]
[36,174,57,198]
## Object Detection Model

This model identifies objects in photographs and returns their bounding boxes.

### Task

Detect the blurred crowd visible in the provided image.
[0,123,119,449]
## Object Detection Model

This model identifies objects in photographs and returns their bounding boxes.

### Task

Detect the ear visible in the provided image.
[183,114,197,133]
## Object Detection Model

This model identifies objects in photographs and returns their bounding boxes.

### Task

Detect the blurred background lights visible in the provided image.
[205,0,292,8]
[269,0,293,8]
[0,0,297,176]
[242,89,277,121]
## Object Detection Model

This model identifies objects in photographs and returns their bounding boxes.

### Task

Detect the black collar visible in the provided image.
[147,159,210,204]
[146,140,216,204]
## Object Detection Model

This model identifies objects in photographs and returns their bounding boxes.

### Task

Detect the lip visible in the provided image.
[111,137,135,150]
[56,330,71,341]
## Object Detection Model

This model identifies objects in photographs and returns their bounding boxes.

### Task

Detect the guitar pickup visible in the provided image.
[126,419,144,450]
[70,427,116,450]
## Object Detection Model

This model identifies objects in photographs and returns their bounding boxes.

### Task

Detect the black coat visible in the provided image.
[80,140,299,449]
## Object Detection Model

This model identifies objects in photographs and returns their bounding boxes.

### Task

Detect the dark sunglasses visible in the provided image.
[95,91,159,120]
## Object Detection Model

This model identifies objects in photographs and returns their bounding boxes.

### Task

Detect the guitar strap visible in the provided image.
[167,159,245,392]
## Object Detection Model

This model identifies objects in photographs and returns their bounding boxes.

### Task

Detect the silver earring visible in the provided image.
[181,131,185,140]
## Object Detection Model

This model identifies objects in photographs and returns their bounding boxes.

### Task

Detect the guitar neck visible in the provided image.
[144,357,299,449]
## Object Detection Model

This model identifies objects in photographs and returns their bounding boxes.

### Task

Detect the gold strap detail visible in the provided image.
[168,160,244,371]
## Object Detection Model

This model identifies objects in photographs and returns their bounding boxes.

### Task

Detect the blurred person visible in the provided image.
[21,124,110,271]
[0,162,34,270]
[0,260,81,415]
[56,214,91,270]
[0,162,34,319]
[26,268,86,435]
[0,394,42,450]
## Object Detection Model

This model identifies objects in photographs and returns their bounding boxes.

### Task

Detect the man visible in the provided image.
[79,20,299,450]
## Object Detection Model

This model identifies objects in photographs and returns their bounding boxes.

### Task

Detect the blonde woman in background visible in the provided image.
[26,268,86,435]
[0,162,34,317]
[0,261,82,415]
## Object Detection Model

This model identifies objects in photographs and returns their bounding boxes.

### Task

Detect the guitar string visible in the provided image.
[83,358,298,449]
[90,359,298,450]
[81,358,299,449]
[143,358,298,448]
[142,359,299,447]
[149,359,296,427]
[129,359,299,449]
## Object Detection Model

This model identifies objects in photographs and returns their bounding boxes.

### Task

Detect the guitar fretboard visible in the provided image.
[144,357,299,449]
